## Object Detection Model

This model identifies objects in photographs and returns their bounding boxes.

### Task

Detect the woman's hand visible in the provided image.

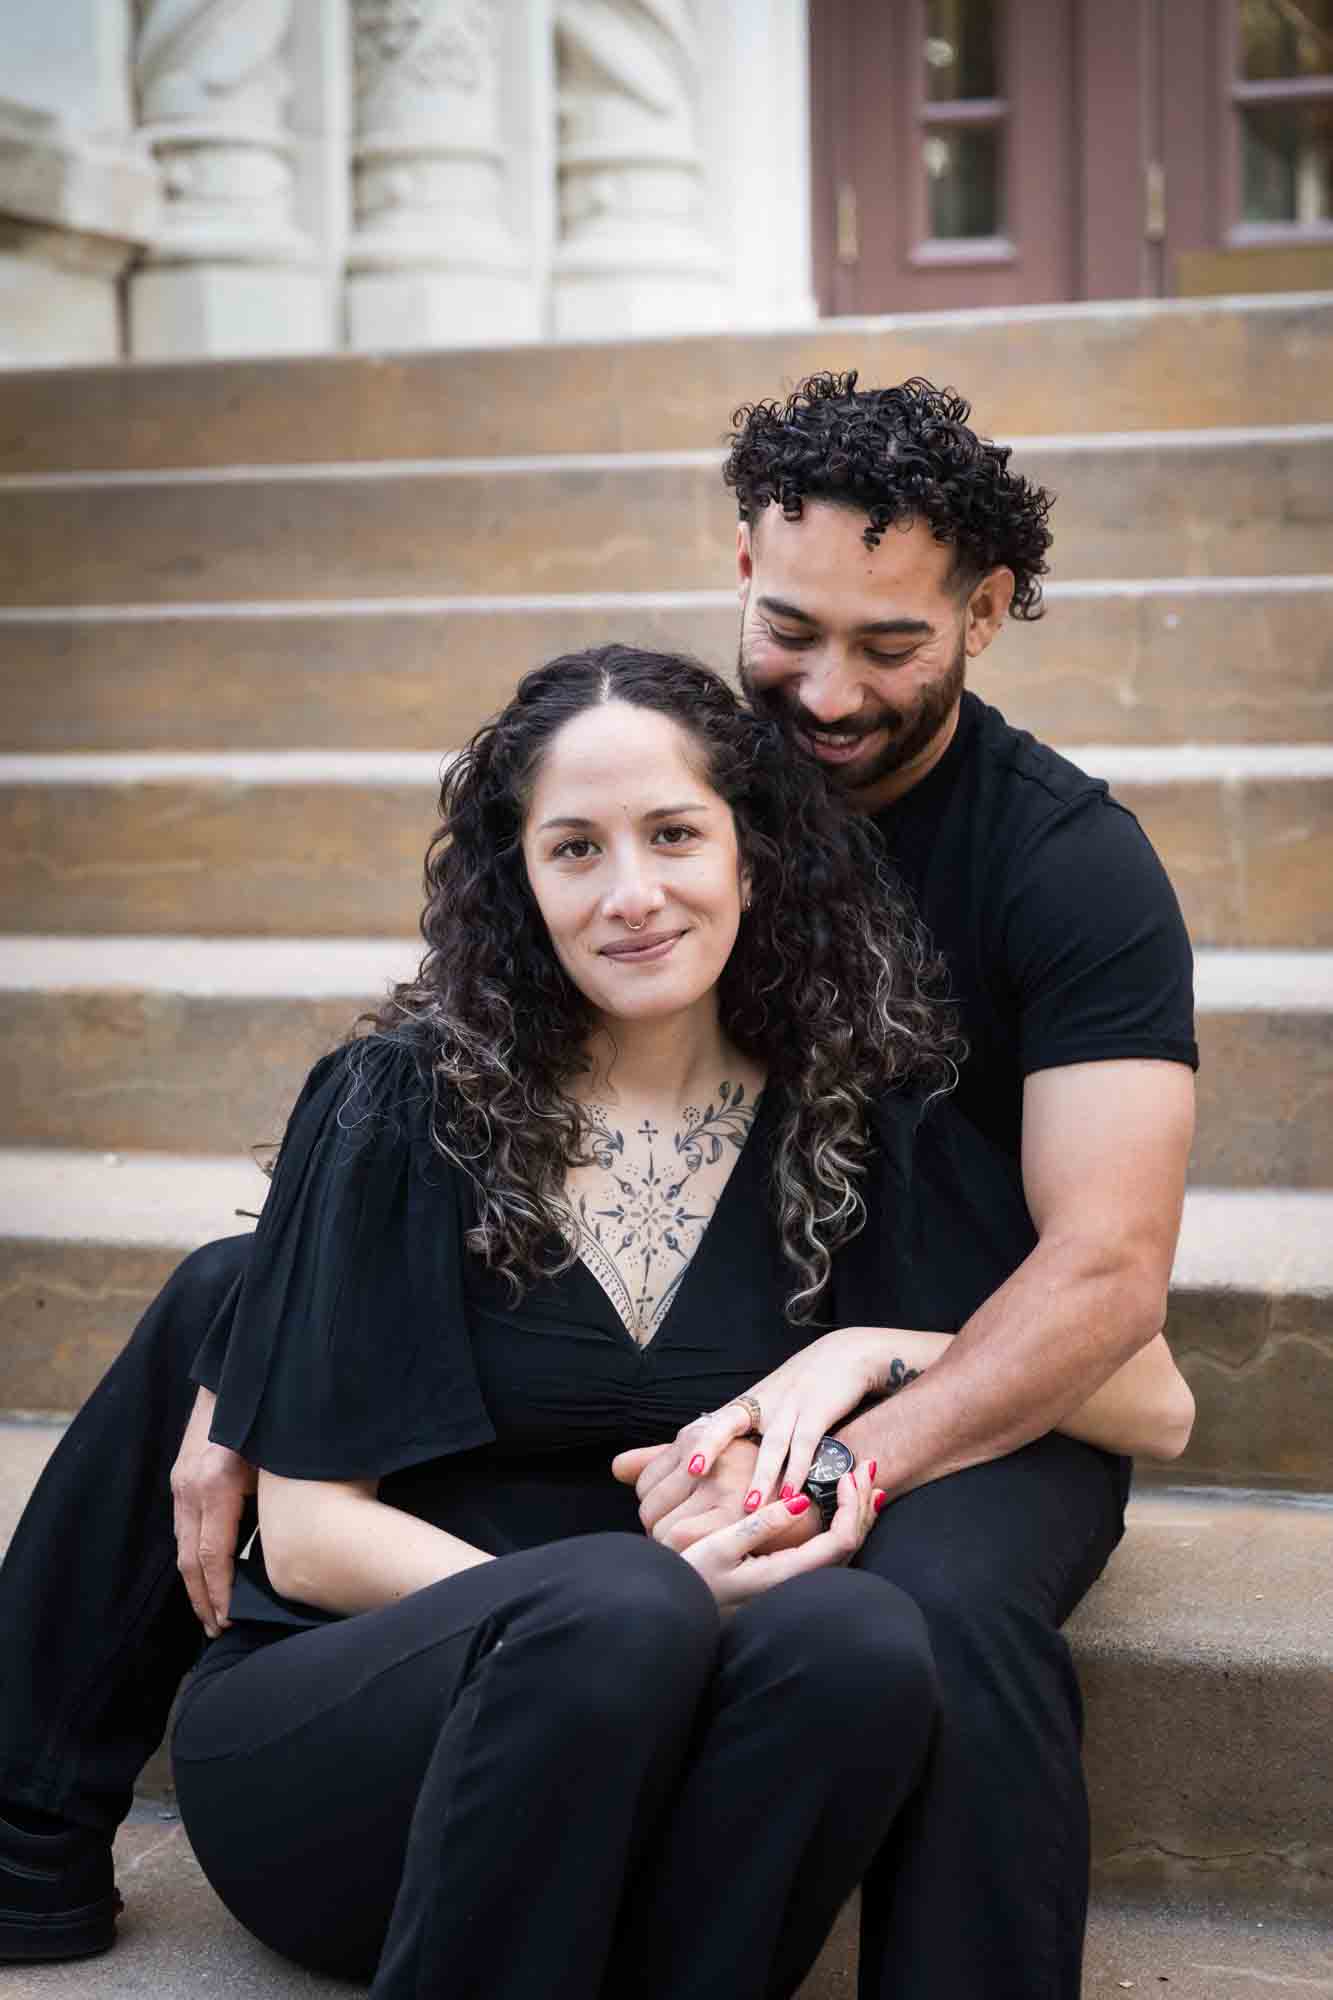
[680,1327,952,1508]
[680,1465,883,1614]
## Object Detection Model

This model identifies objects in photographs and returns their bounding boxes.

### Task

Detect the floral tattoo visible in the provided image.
[573,1082,758,1344]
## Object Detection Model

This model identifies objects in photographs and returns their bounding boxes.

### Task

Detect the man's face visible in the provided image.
[737,502,1011,812]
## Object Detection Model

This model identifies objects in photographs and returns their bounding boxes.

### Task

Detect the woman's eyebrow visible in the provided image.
[536,803,711,833]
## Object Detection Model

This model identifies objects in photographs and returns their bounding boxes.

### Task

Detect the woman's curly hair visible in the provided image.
[364,643,957,1321]
[724,371,1053,620]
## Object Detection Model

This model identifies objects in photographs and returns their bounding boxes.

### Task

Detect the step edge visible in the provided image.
[2,575,1330,623]
[4,939,1330,1004]
[2,420,1332,490]
[4,745,1333,786]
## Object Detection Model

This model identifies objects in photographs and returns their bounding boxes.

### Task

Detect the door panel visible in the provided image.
[812,0,1077,314]
[811,1,1333,313]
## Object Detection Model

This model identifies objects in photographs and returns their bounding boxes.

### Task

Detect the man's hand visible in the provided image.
[170,1388,257,1638]
[613,1421,758,1549]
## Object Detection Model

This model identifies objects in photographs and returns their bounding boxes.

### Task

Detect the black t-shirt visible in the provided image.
[199,1039,1043,1630]
[873,692,1198,1157]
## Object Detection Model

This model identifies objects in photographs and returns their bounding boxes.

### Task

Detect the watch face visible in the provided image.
[808,1437,855,1486]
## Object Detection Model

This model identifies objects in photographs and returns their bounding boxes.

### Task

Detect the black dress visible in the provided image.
[195,1035,1039,1630]
[166,1036,1046,2000]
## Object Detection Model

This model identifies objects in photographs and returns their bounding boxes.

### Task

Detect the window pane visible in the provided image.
[925,0,999,102]
[1241,100,1333,221]
[924,127,1002,236]
[1239,0,1333,82]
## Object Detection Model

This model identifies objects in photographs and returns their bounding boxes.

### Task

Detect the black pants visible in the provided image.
[0,1235,1126,1998]
[172,1542,935,2000]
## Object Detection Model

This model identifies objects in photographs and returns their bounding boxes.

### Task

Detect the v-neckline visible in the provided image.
[572,1085,772,1356]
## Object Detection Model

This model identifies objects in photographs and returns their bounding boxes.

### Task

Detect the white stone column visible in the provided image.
[697,0,816,331]
[552,0,727,339]
[129,0,327,360]
[346,0,539,352]
[0,4,158,367]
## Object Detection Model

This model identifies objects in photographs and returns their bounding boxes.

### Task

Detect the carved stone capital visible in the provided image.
[348,0,522,277]
[133,0,310,264]
[554,0,722,283]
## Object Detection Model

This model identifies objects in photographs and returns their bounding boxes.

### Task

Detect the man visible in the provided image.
[616,374,1197,1996]
[0,375,1195,1994]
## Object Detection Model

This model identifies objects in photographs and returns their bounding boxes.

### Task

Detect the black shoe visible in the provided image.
[0,1808,122,1961]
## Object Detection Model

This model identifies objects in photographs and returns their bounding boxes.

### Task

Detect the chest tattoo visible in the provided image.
[566,1082,759,1347]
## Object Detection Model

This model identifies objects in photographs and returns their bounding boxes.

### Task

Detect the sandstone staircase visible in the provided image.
[1,295,1330,1997]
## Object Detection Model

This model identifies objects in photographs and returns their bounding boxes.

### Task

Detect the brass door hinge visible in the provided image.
[836,182,860,265]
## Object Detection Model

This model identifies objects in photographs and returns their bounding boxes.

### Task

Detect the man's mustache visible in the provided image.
[766,696,899,742]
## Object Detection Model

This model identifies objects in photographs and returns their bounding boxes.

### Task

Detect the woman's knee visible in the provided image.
[532,1536,720,1716]
[741,1568,940,1725]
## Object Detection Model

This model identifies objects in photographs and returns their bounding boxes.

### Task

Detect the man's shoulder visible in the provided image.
[964,693,1108,822]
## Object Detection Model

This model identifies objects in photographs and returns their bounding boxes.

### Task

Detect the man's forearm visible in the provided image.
[839,1233,1167,1497]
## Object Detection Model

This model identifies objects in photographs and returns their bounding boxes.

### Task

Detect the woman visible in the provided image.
[172,644,1190,2000]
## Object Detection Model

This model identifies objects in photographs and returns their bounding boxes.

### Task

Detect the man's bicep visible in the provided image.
[1021,1060,1195,1296]
[1006,801,1198,1078]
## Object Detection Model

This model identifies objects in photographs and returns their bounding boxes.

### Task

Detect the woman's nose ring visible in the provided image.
[624,917,647,931]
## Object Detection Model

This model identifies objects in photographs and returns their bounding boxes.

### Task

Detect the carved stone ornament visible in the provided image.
[349,0,522,276]
[554,0,721,277]
[354,0,493,125]
[133,0,306,261]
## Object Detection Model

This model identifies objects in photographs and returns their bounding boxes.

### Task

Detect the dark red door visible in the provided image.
[811,1,1333,312]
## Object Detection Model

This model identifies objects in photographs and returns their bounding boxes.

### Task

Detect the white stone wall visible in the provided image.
[0,0,814,365]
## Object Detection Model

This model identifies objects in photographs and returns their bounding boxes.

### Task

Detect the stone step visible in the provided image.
[1,942,1328,1190]
[1,1144,1328,1491]
[3,576,1330,754]
[3,428,1331,609]
[3,293,1330,473]
[0,1449,1329,1954]
[4,1818,1329,2000]
[1,747,1329,946]
[1168,1190,1333,1493]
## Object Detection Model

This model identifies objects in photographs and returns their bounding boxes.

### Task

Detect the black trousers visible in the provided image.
[0,1236,1126,1998]
[172,1542,936,2000]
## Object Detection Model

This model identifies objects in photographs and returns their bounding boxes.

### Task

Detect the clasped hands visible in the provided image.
[611,1324,897,1613]
[172,1327,917,1629]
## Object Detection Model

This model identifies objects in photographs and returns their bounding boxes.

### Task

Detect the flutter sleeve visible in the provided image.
[831,1089,1039,1333]
[203,1036,495,1479]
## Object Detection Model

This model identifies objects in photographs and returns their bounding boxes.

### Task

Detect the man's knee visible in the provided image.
[163,1234,251,1317]
[133,1233,251,1376]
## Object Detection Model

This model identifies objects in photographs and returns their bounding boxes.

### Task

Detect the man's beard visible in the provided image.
[738,632,966,796]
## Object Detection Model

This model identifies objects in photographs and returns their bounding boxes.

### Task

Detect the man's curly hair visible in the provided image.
[724,371,1053,620]
[363,643,957,1321]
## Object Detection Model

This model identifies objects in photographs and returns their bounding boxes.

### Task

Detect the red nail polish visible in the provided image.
[744,1489,761,1512]
[780,1483,794,1501]
[688,1454,705,1476]
[868,1460,878,1483]
[872,1490,887,1513]
[786,1495,811,1516]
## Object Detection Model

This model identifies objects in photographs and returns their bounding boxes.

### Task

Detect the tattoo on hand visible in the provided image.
[884,1357,921,1398]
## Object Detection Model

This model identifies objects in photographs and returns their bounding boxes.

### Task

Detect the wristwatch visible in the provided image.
[801,1436,855,1528]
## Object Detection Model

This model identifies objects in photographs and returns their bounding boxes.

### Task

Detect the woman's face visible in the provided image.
[521,701,749,1029]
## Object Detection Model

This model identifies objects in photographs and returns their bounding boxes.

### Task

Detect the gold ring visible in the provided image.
[733,1394,763,1436]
